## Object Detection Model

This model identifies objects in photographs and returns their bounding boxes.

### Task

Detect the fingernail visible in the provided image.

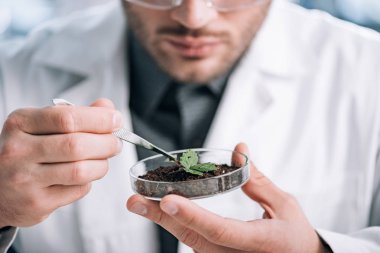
[130,203,147,216]
[113,112,122,130]
[161,202,178,216]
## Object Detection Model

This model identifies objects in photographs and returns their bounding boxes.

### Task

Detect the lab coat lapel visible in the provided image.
[205,0,307,151]
[204,54,274,150]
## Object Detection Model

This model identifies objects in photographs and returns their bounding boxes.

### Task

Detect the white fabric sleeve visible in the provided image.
[317,227,380,253]
[317,142,380,253]
[0,227,18,253]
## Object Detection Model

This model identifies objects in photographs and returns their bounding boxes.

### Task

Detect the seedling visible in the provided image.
[179,150,217,176]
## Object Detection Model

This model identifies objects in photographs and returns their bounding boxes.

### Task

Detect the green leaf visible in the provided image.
[184,167,204,176]
[180,150,199,170]
[178,150,217,176]
[190,163,217,172]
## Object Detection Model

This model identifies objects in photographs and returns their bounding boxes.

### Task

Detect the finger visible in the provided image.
[236,143,300,219]
[158,194,260,251]
[231,142,249,167]
[4,106,122,135]
[33,133,121,163]
[47,183,92,208]
[90,98,115,109]
[37,160,109,186]
[127,195,237,253]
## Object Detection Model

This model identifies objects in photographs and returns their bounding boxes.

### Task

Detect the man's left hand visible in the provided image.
[127,143,326,253]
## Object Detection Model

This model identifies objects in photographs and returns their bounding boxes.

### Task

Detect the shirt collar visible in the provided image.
[207,74,229,97]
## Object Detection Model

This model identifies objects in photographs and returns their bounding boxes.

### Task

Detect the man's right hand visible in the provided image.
[0,98,123,228]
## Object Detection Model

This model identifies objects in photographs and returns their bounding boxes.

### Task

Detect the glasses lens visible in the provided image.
[126,0,259,11]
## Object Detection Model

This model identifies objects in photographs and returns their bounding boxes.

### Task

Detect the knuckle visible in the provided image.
[64,135,84,158]
[71,162,89,184]
[179,229,202,249]
[76,184,92,199]
[3,112,21,132]
[182,214,196,228]
[0,132,31,165]
[57,109,76,133]
[207,223,228,243]
[0,140,21,161]
[154,210,165,224]
[99,111,113,131]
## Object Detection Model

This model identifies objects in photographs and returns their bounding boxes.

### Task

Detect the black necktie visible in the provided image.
[176,84,218,148]
[157,83,219,253]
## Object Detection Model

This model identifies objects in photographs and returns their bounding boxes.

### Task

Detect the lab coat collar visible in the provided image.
[33,1,126,76]
[249,0,309,79]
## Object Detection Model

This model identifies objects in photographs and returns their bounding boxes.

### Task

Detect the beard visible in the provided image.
[124,3,268,84]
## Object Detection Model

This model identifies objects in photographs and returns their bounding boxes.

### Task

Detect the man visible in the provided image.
[0,0,379,253]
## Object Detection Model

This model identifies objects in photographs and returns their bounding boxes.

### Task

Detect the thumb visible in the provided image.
[90,98,115,109]
[234,143,299,220]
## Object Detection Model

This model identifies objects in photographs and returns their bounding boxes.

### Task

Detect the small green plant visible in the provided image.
[179,150,217,176]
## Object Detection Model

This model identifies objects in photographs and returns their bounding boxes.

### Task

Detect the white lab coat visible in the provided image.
[0,1,379,253]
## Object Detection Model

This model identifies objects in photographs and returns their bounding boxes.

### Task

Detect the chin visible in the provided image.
[167,70,219,84]
[160,60,228,84]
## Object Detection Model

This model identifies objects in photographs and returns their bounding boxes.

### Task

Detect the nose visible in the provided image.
[170,0,218,29]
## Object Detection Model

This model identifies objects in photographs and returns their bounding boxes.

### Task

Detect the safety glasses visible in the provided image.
[124,0,262,12]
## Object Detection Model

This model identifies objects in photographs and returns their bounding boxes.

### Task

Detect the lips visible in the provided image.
[164,36,222,58]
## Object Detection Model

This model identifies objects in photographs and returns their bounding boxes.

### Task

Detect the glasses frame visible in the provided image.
[124,0,263,12]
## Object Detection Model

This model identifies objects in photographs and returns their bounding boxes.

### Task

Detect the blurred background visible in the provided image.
[0,0,115,41]
[0,0,379,41]
[295,0,380,32]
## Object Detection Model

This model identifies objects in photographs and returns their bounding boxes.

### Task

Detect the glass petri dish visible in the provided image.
[129,148,250,200]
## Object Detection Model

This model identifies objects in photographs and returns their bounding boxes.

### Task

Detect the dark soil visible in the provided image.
[139,164,239,182]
